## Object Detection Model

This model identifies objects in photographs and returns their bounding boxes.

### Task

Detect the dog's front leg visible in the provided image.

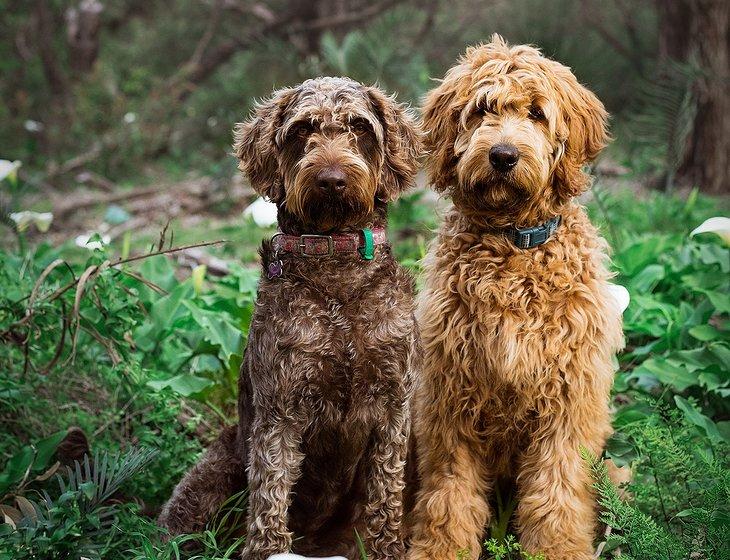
[515,394,611,560]
[241,410,306,560]
[364,406,409,560]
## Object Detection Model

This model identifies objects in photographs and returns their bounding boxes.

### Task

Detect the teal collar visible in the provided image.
[506,216,561,249]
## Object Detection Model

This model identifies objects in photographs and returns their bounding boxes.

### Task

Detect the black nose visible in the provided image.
[489,144,520,172]
[316,167,347,192]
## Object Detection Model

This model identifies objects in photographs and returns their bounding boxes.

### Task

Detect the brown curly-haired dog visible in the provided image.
[159,77,422,560]
[407,36,624,560]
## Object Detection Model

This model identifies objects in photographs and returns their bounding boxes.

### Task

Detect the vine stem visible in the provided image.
[46,239,227,303]
[1,239,227,338]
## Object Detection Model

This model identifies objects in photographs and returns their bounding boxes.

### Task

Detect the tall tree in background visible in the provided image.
[656,0,729,195]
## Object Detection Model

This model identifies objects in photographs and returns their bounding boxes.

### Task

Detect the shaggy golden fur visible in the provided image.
[407,36,624,560]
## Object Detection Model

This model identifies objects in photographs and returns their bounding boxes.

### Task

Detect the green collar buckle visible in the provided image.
[359,228,375,260]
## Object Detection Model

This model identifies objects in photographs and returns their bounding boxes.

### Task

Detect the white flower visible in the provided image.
[123,112,137,124]
[0,159,21,181]
[75,232,111,250]
[24,120,44,132]
[9,211,53,232]
[606,283,630,314]
[243,196,278,228]
[23,119,44,132]
[267,554,347,560]
[690,216,730,245]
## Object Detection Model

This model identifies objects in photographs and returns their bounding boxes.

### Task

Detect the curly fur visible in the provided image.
[160,77,422,560]
[407,36,624,560]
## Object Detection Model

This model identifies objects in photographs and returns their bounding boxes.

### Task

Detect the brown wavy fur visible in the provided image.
[407,36,624,560]
[159,77,422,560]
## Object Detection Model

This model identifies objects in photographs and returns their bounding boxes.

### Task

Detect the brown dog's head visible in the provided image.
[423,35,608,226]
[234,77,421,232]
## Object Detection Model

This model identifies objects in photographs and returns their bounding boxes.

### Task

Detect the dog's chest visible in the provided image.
[258,272,415,419]
[454,243,608,386]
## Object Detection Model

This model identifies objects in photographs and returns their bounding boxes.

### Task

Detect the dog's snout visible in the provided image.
[489,144,520,172]
[316,167,347,192]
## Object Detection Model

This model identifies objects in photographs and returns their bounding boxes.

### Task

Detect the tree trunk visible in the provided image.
[66,0,104,74]
[656,0,729,195]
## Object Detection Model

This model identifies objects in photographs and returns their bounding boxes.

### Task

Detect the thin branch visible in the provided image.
[169,0,406,101]
[47,239,228,303]
[579,1,643,74]
[0,240,227,338]
[287,0,403,32]
[35,0,68,96]
[188,0,224,68]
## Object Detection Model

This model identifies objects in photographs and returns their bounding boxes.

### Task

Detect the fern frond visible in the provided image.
[627,58,701,189]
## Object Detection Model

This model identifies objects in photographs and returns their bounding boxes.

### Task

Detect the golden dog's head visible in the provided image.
[423,35,609,226]
[234,77,421,232]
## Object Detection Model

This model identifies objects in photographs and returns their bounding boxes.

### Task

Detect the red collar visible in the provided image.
[271,227,387,257]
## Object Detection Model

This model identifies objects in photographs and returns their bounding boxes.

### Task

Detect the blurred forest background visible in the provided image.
[1,1,729,559]
[1,0,729,195]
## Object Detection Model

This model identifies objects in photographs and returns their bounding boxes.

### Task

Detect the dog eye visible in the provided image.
[351,120,369,135]
[293,123,312,138]
[476,102,495,115]
[529,106,545,121]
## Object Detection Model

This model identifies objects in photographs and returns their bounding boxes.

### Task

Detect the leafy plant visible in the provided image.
[624,59,701,189]
[587,409,729,560]
[483,536,545,560]
[0,447,157,560]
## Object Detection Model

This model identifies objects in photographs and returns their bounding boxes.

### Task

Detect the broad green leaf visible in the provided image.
[702,290,730,314]
[709,342,730,366]
[615,235,674,276]
[137,255,177,300]
[674,396,726,443]
[698,369,727,392]
[190,354,222,373]
[628,264,665,293]
[689,324,725,342]
[150,282,194,333]
[79,481,97,500]
[697,243,730,273]
[33,431,67,471]
[681,272,725,291]
[636,358,698,391]
[0,446,33,491]
[613,403,654,427]
[147,374,214,397]
[666,348,715,371]
[182,301,242,363]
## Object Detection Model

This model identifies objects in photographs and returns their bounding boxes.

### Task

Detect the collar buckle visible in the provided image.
[509,216,561,249]
[299,234,334,257]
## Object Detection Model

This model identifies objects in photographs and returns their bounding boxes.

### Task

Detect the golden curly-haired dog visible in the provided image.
[407,36,624,560]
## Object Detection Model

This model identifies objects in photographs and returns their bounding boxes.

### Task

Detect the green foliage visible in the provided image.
[622,60,701,187]
[585,185,730,558]
[0,447,157,560]
[0,0,659,183]
[586,411,729,560]
[483,536,545,560]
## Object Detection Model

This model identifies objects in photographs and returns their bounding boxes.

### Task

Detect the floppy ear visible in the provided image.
[233,87,298,202]
[421,63,471,192]
[365,87,423,202]
[552,72,609,198]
